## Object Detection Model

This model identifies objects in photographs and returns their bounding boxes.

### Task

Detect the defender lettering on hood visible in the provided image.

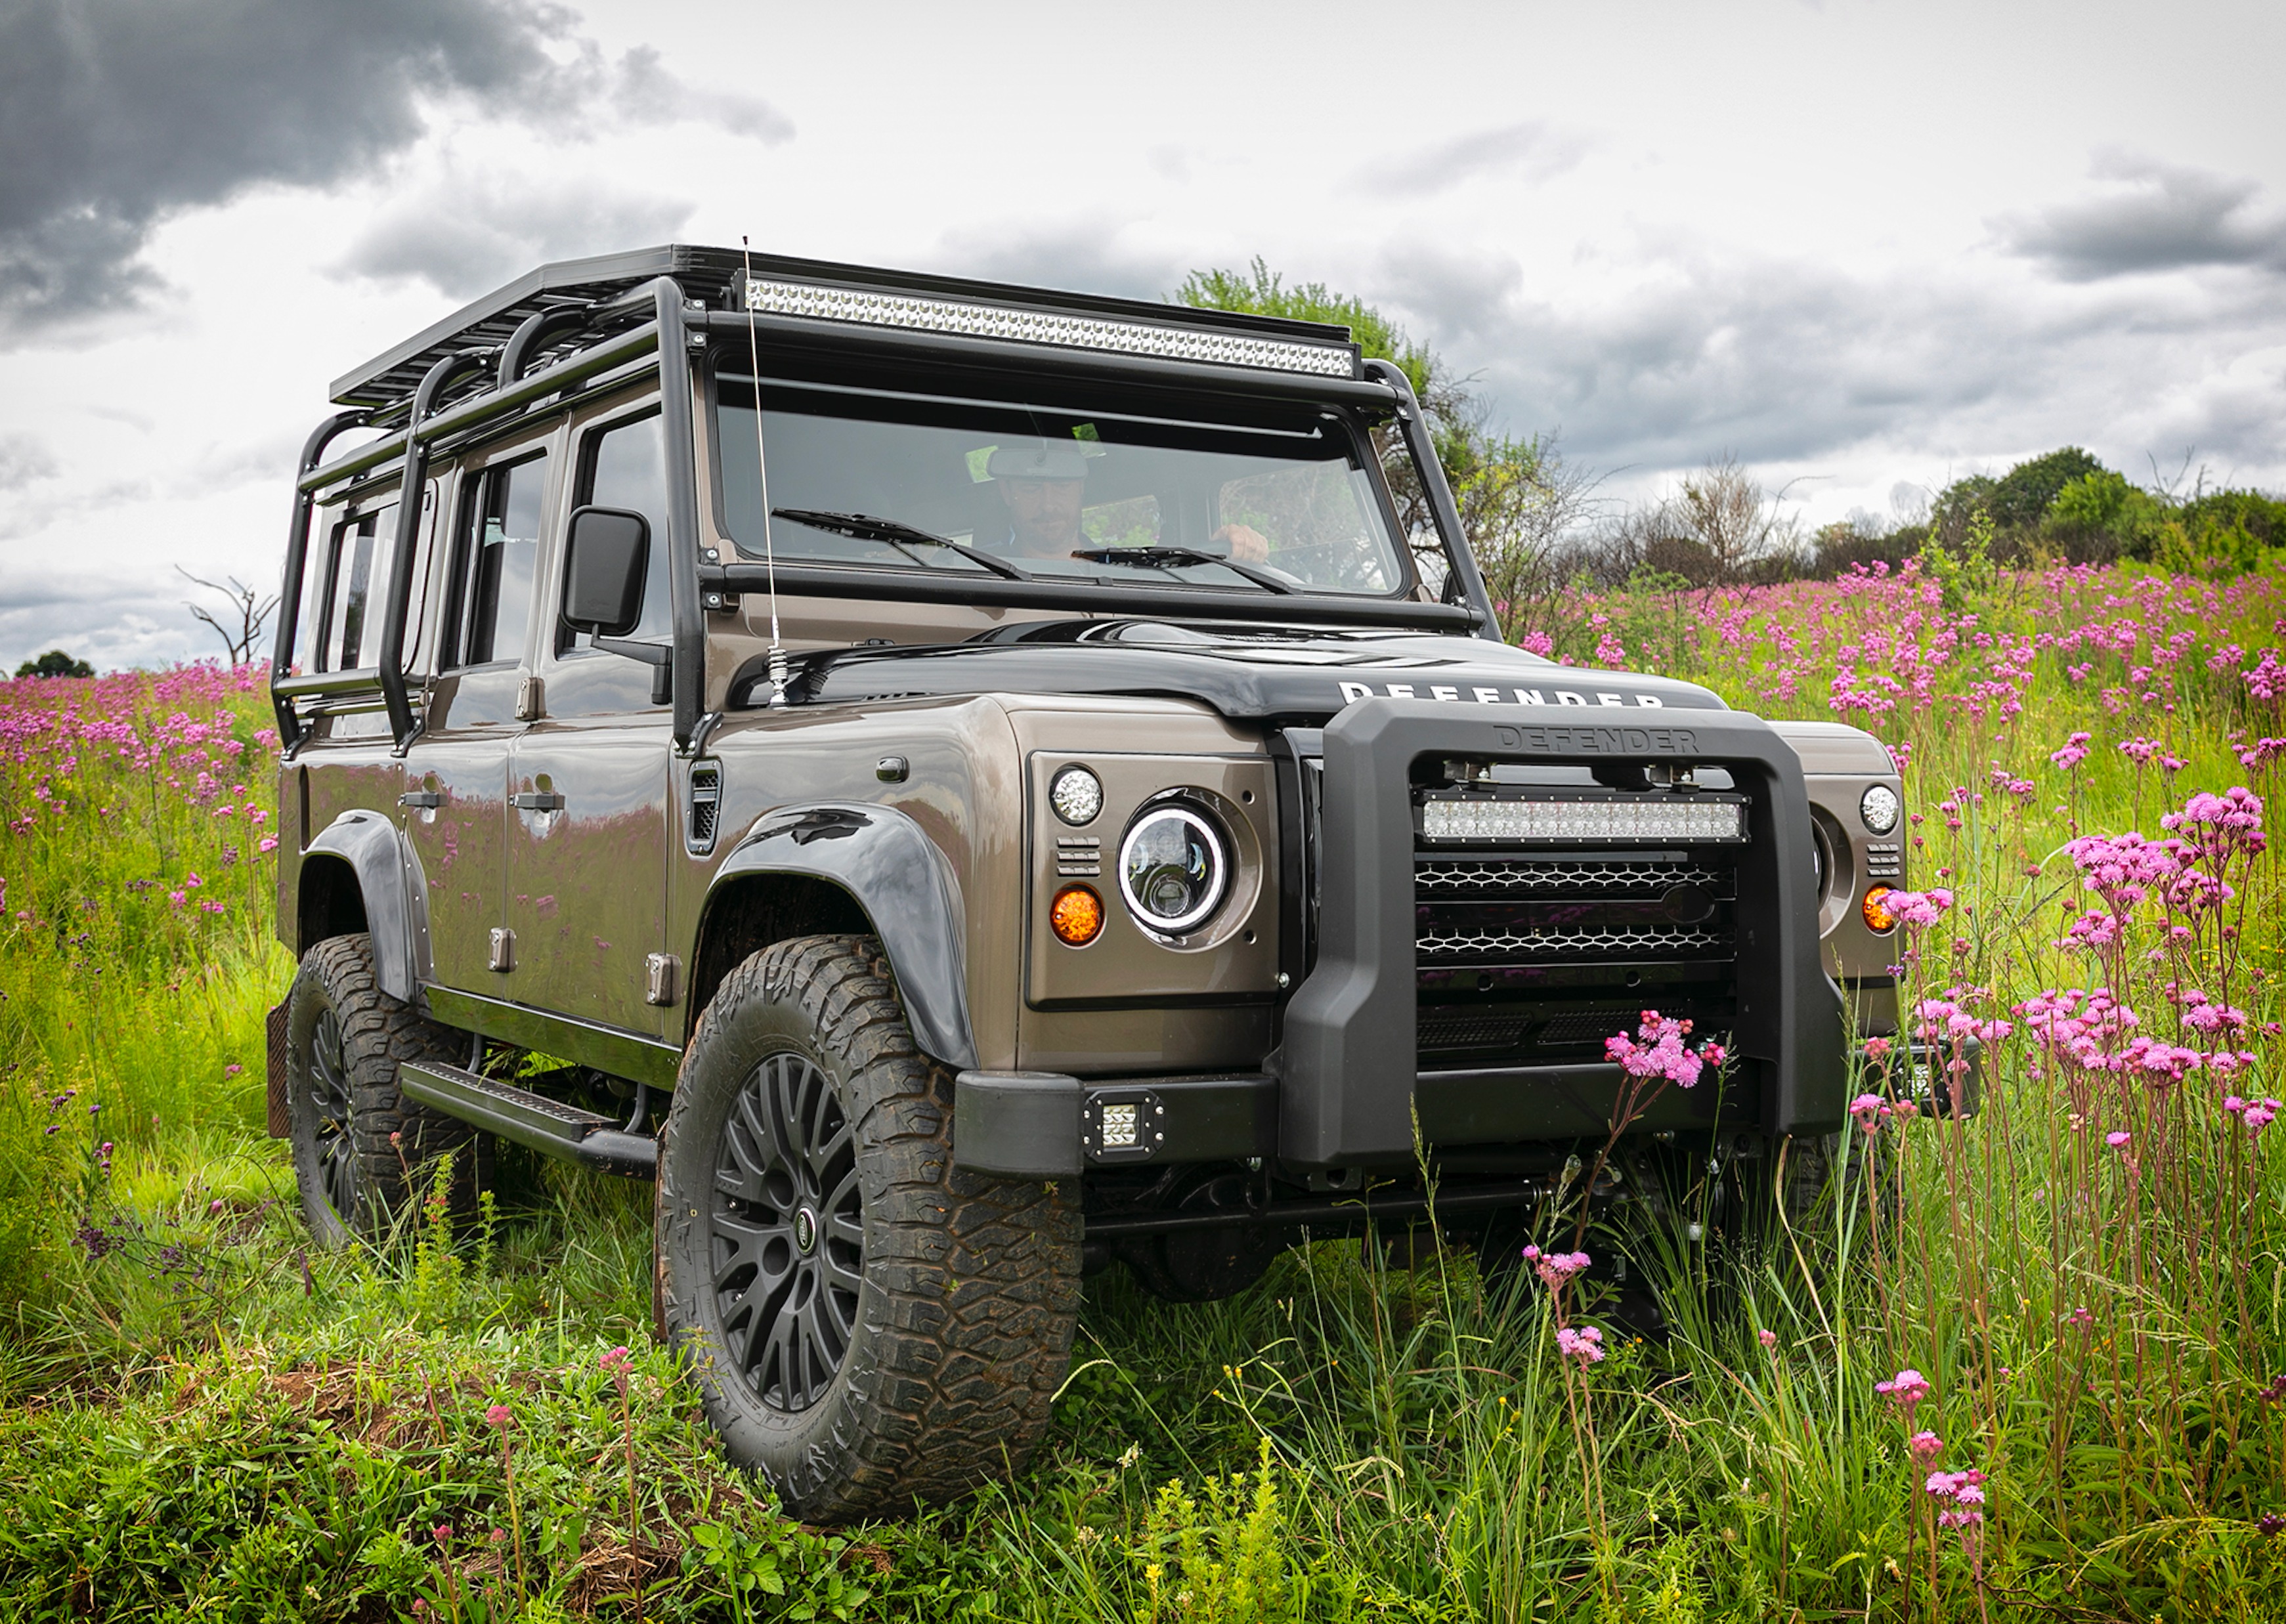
[1337,681,1668,709]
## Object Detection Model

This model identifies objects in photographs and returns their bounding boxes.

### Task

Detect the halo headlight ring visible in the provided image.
[1117,802,1230,938]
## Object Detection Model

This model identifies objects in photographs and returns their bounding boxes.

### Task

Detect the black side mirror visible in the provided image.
[561,506,649,637]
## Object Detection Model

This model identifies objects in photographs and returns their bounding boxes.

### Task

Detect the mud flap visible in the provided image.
[265,996,291,1138]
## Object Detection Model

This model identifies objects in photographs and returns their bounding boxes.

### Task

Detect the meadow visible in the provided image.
[2,554,2283,1623]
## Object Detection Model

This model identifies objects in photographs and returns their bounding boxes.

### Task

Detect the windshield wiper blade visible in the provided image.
[1068,545,1295,595]
[771,507,1031,581]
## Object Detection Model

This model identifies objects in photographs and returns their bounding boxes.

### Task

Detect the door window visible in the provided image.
[316,500,397,672]
[570,412,672,648]
[448,450,550,668]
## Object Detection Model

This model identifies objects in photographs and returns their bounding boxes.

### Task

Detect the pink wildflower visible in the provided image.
[1555,1325,1606,1365]
[2106,1130,2132,1149]
[1876,1369,1931,1412]
[485,1403,511,1428]
[1910,1430,1943,1464]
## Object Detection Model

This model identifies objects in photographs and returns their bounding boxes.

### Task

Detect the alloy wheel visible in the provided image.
[710,1051,865,1411]
[307,1006,358,1222]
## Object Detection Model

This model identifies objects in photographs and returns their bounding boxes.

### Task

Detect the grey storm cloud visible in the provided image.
[1377,241,2286,477]
[2000,154,2286,282]
[0,433,59,492]
[331,177,697,299]
[934,223,1182,304]
[0,0,791,336]
[1356,122,1589,200]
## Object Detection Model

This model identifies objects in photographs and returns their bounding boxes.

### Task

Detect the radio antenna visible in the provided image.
[741,236,787,707]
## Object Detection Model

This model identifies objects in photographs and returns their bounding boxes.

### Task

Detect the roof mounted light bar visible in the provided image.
[739,273,1358,379]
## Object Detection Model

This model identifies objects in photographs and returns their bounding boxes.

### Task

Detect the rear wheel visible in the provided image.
[657,935,1081,1522]
[286,933,485,1246]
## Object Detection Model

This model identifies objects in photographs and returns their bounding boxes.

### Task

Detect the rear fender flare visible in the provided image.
[707,803,976,1071]
[303,810,429,1002]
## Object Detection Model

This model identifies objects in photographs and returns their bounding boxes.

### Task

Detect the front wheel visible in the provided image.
[656,935,1081,1522]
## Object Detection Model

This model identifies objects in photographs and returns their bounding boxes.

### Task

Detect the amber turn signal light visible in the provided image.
[1050,884,1104,946]
[1862,884,1898,933]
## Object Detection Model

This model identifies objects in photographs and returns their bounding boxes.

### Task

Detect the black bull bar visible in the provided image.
[1276,698,1849,1169]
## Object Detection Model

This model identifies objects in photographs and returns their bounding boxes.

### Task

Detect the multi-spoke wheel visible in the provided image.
[286,933,484,1246]
[658,935,1081,1522]
[711,1053,865,1411]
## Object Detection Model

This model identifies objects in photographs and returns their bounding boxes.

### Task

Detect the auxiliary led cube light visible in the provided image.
[1419,796,1748,844]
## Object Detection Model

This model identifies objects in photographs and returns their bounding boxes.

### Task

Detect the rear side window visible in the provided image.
[447,450,549,668]
[572,412,672,647]
[316,500,397,672]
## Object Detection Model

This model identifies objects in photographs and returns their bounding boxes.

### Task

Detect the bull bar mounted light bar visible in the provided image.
[1419,793,1750,845]
[739,274,1359,379]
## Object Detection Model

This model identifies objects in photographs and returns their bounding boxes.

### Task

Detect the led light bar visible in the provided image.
[741,276,1357,377]
[1421,796,1748,844]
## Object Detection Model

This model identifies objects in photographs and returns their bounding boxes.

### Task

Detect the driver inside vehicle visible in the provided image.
[985,442,1269,565]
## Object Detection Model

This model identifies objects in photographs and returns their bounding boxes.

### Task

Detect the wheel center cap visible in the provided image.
[794,1207,818,1255]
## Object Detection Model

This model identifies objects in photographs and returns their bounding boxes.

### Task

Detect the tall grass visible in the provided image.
[3,559,2283,1621]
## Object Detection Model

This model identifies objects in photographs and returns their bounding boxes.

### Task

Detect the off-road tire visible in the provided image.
[287,933,486,1247]
[657,935,1081,1522]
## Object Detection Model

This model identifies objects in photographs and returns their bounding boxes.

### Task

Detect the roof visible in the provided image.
[330,244,1362,414]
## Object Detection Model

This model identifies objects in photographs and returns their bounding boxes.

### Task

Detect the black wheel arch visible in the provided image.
[691,803,978,1071]
[297,811,428,1002]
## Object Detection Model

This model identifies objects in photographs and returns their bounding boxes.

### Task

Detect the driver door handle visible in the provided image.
[511,791,565,812]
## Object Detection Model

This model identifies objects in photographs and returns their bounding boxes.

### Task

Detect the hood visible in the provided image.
[759,619,1727,724]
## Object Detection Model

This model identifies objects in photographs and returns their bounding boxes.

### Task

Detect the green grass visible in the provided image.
[4,557,2286,1621]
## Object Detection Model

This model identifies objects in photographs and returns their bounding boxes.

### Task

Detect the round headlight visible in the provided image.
[1860,784,1901,835]
[1050,765,1103,826]
[1118,805,1228,936]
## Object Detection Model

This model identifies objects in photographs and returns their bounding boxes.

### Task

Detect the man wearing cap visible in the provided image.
[985,441,1270,565]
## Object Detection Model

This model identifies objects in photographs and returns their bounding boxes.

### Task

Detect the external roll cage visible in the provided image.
[270,265,1499,759]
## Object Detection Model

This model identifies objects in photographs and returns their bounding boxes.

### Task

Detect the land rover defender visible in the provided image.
[267,245,1909,1518]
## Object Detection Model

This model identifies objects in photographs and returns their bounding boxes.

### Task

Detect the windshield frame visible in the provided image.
[700,354,1436,614]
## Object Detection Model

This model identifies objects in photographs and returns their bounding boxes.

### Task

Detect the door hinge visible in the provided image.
[644,952,681,1006]
[488,927,515,972]
[515,675,545,720]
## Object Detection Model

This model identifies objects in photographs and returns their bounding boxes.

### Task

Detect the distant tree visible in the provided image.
[1593,454,1803,587]
[1173,260,1592,633]
[179,566,278,666]
[14,649,94,678]
[1990,446,2106,530]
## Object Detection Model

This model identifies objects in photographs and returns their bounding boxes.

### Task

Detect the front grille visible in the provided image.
[1417,922,1731,960]
[1413,833,1742,1067]
[1416,855,1704,897]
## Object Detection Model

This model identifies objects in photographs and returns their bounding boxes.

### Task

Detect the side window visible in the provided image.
[571,411,672,647]
[447,450,549,668]
[317,500,397,671]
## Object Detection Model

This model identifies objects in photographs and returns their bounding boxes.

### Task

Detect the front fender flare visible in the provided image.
[304,810,427,1002]
[710,803,977,1071]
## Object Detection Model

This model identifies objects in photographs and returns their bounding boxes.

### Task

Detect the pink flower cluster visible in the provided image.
[1876,1368,1931,1413]
[1520,1244,1591,1291]
[1850,1092,1920,1132]
[1926,1468,1988,1529]
[2224,1096,2281,1136]
[1604,1010,1727,1089]
[1555,1325,1606,1365]
[1880,887,1953,929]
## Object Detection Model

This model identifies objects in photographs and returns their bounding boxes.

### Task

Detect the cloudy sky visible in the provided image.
[3,0,2281,670]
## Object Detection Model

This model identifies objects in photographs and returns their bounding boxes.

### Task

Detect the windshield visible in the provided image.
[713,374,1408,597]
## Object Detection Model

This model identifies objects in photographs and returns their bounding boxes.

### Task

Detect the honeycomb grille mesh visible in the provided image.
[1415,922,1732,960]
[1415,858,1704,897]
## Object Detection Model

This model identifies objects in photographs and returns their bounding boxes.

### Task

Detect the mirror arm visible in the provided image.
[594,636,672,706]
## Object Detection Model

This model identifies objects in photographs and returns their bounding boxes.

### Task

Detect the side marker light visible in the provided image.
[1862,885,1898,933]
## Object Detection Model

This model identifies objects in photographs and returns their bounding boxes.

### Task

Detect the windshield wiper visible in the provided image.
[771,508,1032,581]
[1068,545,1295,595]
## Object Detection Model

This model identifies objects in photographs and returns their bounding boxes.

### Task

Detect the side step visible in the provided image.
[399,1059,657,1179]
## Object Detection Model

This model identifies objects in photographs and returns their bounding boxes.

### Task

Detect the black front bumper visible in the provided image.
[953,698,1849,1180]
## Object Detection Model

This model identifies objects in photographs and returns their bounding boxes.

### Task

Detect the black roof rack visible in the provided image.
[331,244,1361,416]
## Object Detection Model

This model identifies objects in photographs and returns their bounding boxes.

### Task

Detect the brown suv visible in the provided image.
[267,245,1910,1519]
